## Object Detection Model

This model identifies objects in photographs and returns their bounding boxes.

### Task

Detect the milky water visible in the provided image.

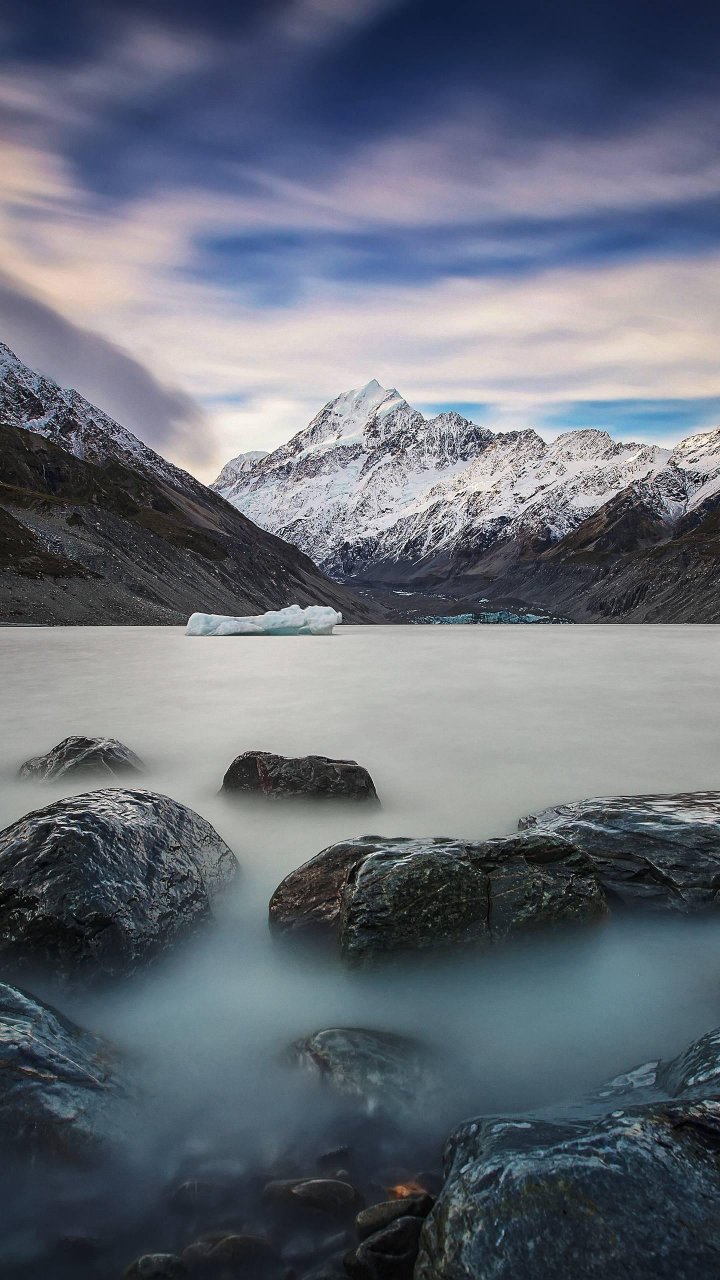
[1,624,720,1271]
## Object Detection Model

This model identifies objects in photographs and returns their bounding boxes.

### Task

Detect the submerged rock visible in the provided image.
[182,1234,281,1274]
[346,1215,424,1279]
[0,982,126,1160]
[416,1101,720,1279]
[222,751,378,802]
[124,1256,187,1279]
[355,1194,434,1243]
[18,735,144,781]
[289,1028,442,1116]
[263,1177,364,1216]
[269,833,606,962]
[519,791,720,911]
[0,788,238,978]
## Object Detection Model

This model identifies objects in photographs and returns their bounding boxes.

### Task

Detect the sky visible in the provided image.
[2,0,720,480]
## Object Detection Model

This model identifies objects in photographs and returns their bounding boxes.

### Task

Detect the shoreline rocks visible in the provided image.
[0,982,127,1161]
[269,833,607,962]
[18,735,144,781]
[221,751,379,802]
[520,791,720,911]
[416,1021,720,1279]
[289,1027,443,1116]
[0,788,238,979]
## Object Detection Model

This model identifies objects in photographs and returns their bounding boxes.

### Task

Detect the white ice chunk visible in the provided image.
[186,604,342,637]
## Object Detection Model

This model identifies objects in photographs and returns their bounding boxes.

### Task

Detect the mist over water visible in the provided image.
[1,624,720,1273]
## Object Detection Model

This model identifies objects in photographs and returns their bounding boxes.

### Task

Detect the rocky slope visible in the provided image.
[0,345,379,625]
[215,379,720,620]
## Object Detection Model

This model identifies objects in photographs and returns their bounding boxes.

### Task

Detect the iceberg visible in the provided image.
[186,604,342,637]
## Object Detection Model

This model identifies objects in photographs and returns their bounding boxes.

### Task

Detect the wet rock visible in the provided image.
[416,1100,720,1279]
[124,1253,188,1279]
[589,1024,720,1110]
[0,788,238,978]
[289,1028,442,1116]
[18,734,144,781]
[345,1216,423,1279]
[269,833,606,962]
[0,981,126,1160]
[355,1195,434,1243]
[264,1178,364,1217]
[221,752,379,802]
[182,1233,280,1273]
[519,791,720,911]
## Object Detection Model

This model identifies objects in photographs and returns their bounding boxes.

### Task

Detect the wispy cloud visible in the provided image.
[1,0,720,476]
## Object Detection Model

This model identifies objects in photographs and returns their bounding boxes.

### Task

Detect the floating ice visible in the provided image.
[186,604,342,637]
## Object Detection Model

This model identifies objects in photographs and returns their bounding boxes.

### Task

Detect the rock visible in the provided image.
[355,1195,434,1243]
[18,734,144,781]
[345,1216,424,1279]
[124,1256,188,1279]
[263,1178,364,1216]
[0,981,126,1160]
[269,833,606,962]
[0,788,238,979]
[416,1100,720,1279]
[589,1025,720,1110]
[289,1028,442,1116]
[221,751,378,802]
[182,1233,279,1270]
[519,791,720,911]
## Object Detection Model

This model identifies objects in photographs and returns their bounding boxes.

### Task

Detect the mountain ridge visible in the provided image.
[214,379,720,621]
[0,346,381,626]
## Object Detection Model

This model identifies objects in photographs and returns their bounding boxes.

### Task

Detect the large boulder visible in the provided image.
[19,735,144,781]
[269,833,606,962]
[520,791,720,911]
[416,1101,720,1279]
[0,982,127,1160]
[416,1022,720,1279]
[221,751,378,802]
[288,1027,442,1116]
[0,788,238,978]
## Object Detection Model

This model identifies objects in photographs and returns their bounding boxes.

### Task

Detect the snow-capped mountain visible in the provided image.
[0,341,197,493]
[213,449,269,493]
[213,379,689,579]
[0,343,380,625]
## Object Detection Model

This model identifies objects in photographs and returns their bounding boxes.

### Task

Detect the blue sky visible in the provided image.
[1,0,720,476]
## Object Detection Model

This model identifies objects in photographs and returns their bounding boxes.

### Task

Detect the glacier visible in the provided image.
[186,604,342,637]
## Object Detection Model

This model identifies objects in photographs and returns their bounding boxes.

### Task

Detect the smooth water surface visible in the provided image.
[1,624,720,1269]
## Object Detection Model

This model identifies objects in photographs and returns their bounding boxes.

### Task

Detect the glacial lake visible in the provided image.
[1,623,720,1273]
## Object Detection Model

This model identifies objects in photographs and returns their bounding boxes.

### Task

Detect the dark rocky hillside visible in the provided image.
[0,422,380,625]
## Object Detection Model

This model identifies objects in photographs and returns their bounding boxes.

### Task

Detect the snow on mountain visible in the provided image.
[213,450,269,493]
[0,341,198,492]
[213,379,688,578]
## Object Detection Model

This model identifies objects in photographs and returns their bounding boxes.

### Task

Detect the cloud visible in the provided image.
[0,273,213,469]
[1,1,720,480]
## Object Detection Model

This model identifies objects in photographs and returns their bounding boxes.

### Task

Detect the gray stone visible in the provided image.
[519,791,720,911]
[0,788,238,978]
[290,1027,441,1116]
[346,1216,423,1279]
[416,1100,720,1279]
[355,1195,434,1242]
[0,981,127,1160]
[270,833,606,962]
[19,735,144,781]
[222,751,379,802]
[124,1256,187,1279]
